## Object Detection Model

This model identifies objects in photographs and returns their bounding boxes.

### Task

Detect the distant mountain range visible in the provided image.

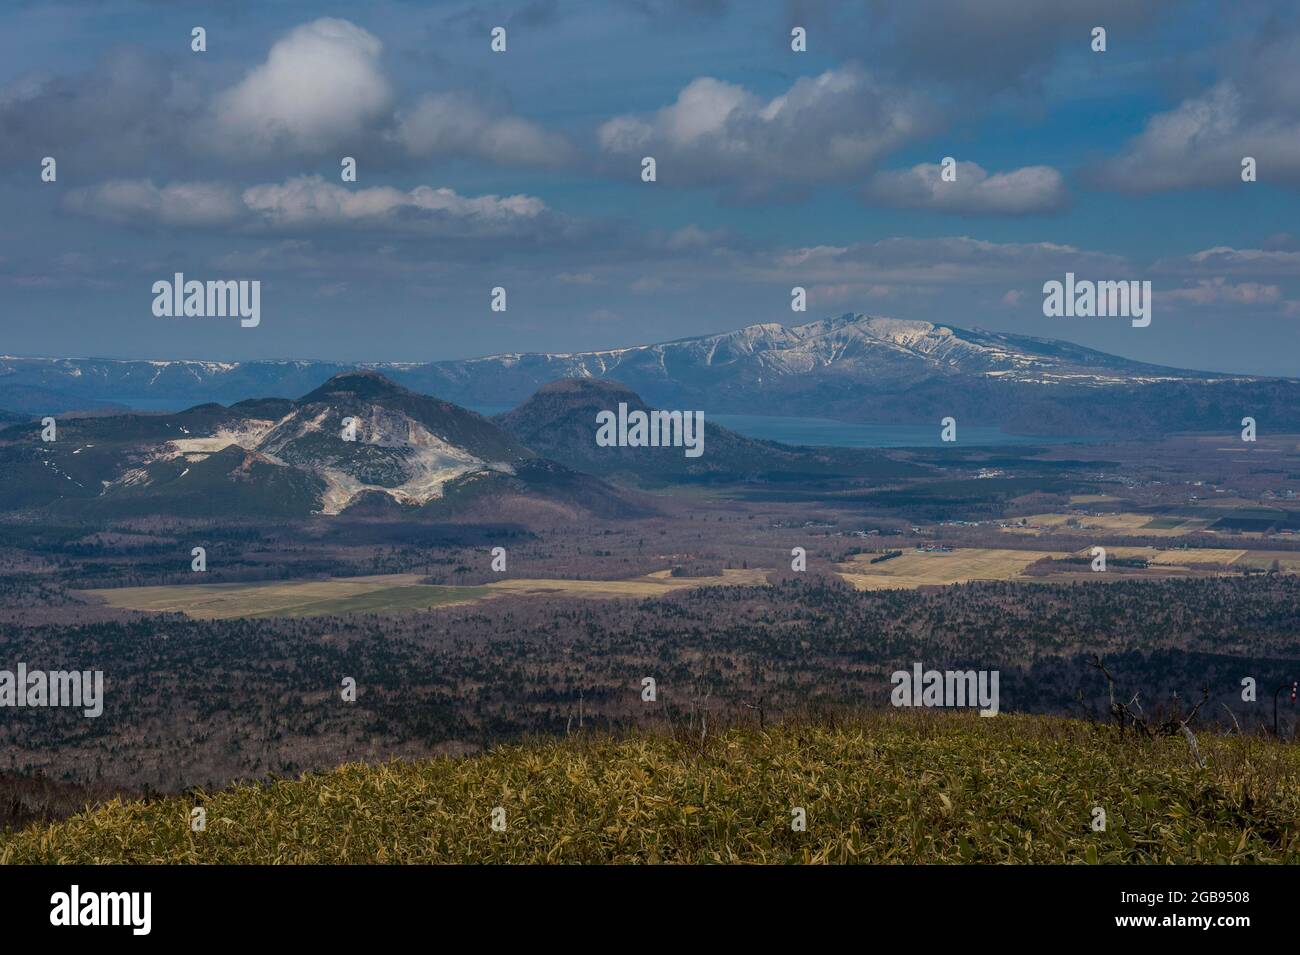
[4,314,1298,436]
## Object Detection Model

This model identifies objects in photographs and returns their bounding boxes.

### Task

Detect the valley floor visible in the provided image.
[80,547,1286,617]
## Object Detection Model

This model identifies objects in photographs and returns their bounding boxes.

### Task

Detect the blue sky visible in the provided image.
[2,0,1299,375]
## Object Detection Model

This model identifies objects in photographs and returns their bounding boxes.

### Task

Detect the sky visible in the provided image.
[1,0,1299,376]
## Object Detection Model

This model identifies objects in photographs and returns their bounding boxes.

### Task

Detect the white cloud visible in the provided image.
[752,236,1129,286]
[862,162,1068,216]
[394,92,576,167]
[63,180,243,227]
[1095,34,1300,192]
[1164,278,1282,306]
[66,175,553,240]
[1154,245,1300,277]
[208,19,393,157]
[597,66,931,189]
[242,177,545,231]
[0,22,573,174]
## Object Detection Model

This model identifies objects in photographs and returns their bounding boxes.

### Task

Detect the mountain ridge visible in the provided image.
[0,313,1238,392]
[0,372,639,519]
[492,377,925,484]
[3,314,1297,436]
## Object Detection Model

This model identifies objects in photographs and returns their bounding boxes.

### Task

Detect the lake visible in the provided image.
[114,398,1082,450]
[468,406,1079,448]
[707,414,1086,448]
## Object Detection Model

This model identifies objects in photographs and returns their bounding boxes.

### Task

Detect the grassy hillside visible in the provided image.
[4,712,1300,864]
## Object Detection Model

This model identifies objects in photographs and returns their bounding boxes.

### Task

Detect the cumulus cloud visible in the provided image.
[1139,245,1300,318]
[207,19,394,157]
[0,18,572,174]
[204,17,575,168]
[1093,83,1300,191]
[65,175,557,240]
[597,66,932,190]
[862,161,1069,216]
[1094,33,1300,192]
[393,92,577,168]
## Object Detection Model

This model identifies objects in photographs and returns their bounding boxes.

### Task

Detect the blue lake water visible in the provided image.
[470,406,1079,448]
[114,398,1081,450]
[707,414,1084,448]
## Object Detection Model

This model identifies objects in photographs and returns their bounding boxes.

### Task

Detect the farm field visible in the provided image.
[1228,551,1300,572]
[82,567,770,619]
[835,548,1068,590]
[1085,546,1248,566]
[1002,511,1215,537]
[835,544,1300,591]
[93,547,1291,617]
[1038,545,1300,581]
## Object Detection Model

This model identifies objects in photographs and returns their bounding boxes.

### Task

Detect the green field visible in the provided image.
[1142,517,1186,530]
[5,712,1299,864]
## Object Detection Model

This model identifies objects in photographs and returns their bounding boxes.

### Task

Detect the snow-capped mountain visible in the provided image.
[1,315,1292,436]
[436,315,1212,395]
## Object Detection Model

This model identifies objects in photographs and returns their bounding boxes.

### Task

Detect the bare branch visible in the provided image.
[1220,703,1243,735]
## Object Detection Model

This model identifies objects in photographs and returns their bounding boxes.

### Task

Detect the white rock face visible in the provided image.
[145,403,516,514]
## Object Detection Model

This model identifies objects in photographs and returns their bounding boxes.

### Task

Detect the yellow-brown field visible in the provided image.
[1078,546,1248,565]
[1003,511,1214,538]
[835,544,1299,591]
[1147,547,1245,565]
[1228,551,1300,572]
[86,573,431,618]
[480,567,767,599]
[835,548,1067,590]
[82,567,770,620]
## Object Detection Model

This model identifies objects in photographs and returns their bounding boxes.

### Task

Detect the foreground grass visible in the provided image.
[4,712,1300,863]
